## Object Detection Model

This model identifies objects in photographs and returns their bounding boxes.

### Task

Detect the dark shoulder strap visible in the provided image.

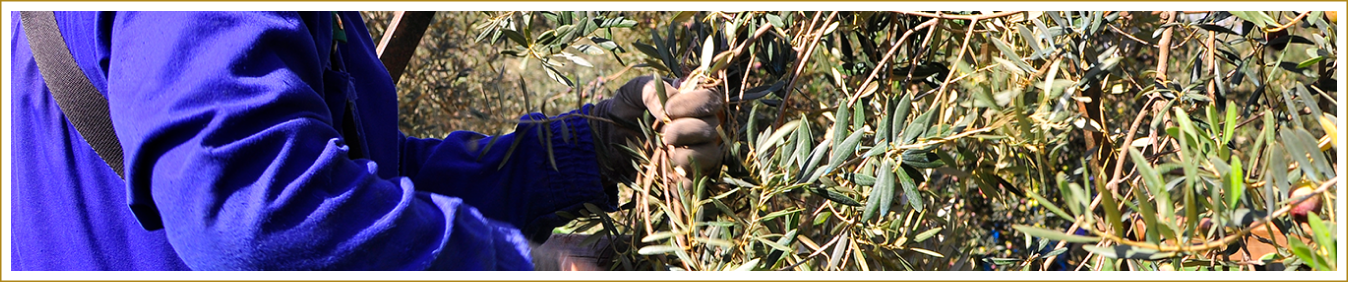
[22,11,125,178]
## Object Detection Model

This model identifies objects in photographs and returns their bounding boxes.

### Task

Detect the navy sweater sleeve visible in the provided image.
[101,11,540,270]
[400,105,617,240]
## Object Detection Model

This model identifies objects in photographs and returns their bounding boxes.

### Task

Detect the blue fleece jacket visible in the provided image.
[10,11,613,270]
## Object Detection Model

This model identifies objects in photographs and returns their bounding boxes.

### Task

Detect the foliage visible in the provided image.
[369,11,1338,271]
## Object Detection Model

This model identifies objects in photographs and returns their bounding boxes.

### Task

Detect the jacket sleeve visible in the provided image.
[399,105,617,241]
[105,11,533,270]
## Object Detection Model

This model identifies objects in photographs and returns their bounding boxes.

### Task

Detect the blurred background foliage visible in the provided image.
[363,11,1338,271]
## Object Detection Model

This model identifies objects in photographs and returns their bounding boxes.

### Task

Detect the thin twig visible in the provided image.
[942,64,999,87]
[793,11,821,47]
[934,17,979,108]
[1266,11,1312,33]
[1154,11,1177,83]
[777,229,850,271]
[848,18,941,107]
[890,125,999,150]
[737,50,757,103]
[638,152,663,241]
[731,23,775,58]
[1108,24,1156,47]
[774,11,838,128]
[1106,97,1157,194]
[1174,26,1203,51]
[1233,108,1273,132]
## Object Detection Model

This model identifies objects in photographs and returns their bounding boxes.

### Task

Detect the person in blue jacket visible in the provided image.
[10,11,724,270]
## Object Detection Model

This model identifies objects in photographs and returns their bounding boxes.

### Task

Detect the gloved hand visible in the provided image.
[591,76,724,190]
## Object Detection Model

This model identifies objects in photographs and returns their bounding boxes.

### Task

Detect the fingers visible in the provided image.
[663,89,723,119]
[639,79,678,121]
[614,76,725,188]
[662,116,718,146]
[628,77,723,121]
[658,85,723,186]
[668,142,722,180]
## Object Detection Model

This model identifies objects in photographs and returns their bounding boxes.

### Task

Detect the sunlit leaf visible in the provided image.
[732,258,760,271]
[700,35,715,70]
[694,237,734,248]
[638,244,681,255]
[1234,11,1261,27]
[1287,235,1320,270]
[642,231,679,243]
[597,17,638,28]
[1319,113,1337,151]
[910,247,945,258]
[989,37,1035,73]
[759,120,801,153]
[1017,25,1044,55]
[827,233,849,270]
[542,63,574,86]
[590,36,620,51]
[1306,213,1336,270]
[761,208,803,222]
[554,51,592,67]
[914,227,943,243]
[755,236,793,252]
[765,13,784,28]
[1226,156,1245,210]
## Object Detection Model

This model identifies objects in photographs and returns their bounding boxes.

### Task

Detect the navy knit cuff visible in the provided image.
[520,104,616,242]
